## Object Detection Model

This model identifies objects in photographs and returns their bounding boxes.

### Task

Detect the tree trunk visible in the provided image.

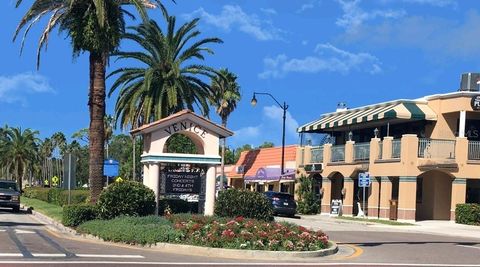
[220,118,227,190]
[88,52,106,203]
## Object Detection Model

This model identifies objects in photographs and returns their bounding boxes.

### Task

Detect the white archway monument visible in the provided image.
[130,110,233,215]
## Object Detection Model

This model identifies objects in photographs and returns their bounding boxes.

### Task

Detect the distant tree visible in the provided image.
[72,128,89,145]
[224,147,235,165]
[233,144,253,163]
[209,68,241,188]
[108,134,142,180]
[258,141,274,148]
[165,134,197,154]
[0,127,40,189]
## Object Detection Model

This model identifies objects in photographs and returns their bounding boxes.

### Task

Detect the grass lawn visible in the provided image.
[336,216,414,226]
[21,197,63,222]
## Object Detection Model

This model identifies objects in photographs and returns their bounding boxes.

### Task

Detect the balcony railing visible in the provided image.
[354,142,370,161]
[331,145,345,162]
[468,141,480,160]
[392,139,401,159]
[310,146,324,163]
[418,138,455,159]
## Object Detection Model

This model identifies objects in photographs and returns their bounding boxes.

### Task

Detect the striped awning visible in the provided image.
[298,101,437,133]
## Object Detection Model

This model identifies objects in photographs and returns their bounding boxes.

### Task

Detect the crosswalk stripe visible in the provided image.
[76,254,145,258]
[31,253,66,257]
[14,229,35,234]
[0,230,6,232]
[0,253,22,257]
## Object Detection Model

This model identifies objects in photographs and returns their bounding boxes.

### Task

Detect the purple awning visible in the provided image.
[244,167,295,183]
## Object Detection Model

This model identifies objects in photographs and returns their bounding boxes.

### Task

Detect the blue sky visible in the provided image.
[1,0,480,148]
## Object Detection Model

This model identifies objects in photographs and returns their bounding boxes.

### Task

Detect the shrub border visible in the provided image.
[25,203,338,260]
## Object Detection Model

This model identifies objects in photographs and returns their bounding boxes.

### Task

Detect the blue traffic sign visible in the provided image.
[359,172,371,187]
[103,159,119,177]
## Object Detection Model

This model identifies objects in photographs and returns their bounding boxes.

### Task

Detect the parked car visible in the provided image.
[264,191,296,217]
[0,180,20,213]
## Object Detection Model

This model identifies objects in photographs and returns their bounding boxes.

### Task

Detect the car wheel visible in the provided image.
[12,206,20,213]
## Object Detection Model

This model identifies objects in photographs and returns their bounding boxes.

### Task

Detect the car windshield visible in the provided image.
[0,181,18,191]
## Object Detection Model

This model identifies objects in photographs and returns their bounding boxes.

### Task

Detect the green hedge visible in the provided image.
[214,189,273,221]
[456,203,480,225]
[23,187,89,207]
[63,204,98,227]
[77,216,181,245]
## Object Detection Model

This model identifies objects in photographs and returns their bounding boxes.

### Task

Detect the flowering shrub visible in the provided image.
[167,214,329,251]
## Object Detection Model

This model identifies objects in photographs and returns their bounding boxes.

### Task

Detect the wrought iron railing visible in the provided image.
[468,141,480,160]
[310,146,324,163]
[418,138,455,159]
[354,142,370,161]
[331,145,345,162]
[392,139,401,159]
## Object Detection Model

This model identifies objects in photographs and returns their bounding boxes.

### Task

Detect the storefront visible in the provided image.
[297,73,480,221]
[227,145,297,195]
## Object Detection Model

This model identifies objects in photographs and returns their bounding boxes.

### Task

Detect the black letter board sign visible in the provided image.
[165,172,201,194]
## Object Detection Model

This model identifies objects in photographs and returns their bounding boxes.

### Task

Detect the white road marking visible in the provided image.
[14,229,35,234]
[0,229,5,232]
[458,244,480,250]
[31,253,66,257]
[76,254,145,259]
[0,253,22,257]
[0,262,478,266]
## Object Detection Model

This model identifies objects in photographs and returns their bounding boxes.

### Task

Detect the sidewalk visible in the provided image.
[277,214,480,240]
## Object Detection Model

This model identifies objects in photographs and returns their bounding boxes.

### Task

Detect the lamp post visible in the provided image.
[251,92,289,175]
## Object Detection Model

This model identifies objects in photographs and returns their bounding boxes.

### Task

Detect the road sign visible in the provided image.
[359,172,371,187]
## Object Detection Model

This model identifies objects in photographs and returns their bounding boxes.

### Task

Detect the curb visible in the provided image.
[23,205,338,260]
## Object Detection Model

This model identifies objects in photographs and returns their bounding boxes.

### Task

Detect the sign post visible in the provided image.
[358,172,371,216]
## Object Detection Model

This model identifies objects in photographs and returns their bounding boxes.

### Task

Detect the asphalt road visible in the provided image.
[1,208,480,266]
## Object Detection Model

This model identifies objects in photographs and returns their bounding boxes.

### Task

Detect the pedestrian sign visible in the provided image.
[359,172,371,187]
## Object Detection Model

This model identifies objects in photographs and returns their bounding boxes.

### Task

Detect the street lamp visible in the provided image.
[251,92,289,174]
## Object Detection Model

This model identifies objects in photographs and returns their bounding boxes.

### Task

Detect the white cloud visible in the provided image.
[229,105,299,147]
[336,0,406,32]
[259,43,381,79]
[0,72,54,105]
[183,5,283,41]
[260,8,277,15]
[383,0,457,7]
[340,10,480,59]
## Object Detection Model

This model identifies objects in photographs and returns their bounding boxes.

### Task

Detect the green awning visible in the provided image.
[298,101,437,133]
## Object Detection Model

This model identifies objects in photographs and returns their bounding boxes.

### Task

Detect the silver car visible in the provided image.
[0,180,20,212]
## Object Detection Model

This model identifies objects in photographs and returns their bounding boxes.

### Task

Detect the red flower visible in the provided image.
[234,216,244,223]
[221,229,235,239]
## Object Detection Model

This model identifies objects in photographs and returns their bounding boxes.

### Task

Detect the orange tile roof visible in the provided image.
[227,145,297,178]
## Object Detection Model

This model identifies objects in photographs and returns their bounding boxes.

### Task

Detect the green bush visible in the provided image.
[63,204,98,227]
[456,203,480,225]
[215,189,273,221]
[23,187,50,202]
[22,187,89,206]
[77,216,181,245]
[158,199,192,215]
[97,181,156,220]
[296,175,319,214]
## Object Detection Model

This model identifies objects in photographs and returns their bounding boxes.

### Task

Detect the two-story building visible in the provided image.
[297,73,480,221]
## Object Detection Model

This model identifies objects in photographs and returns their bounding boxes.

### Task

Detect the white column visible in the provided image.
[459,110,466,137]
[143,164,150,187]
[204,165,216,216]
[149,163,160,215]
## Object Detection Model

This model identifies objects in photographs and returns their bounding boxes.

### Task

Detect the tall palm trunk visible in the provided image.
[89,52,106,203]
[220,118,227,190]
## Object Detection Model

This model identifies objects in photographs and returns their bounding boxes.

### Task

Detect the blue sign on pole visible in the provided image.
[359,172,371,188]
[103,159,119,177]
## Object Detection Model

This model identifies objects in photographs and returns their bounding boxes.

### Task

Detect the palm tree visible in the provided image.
[109,10,223,129]
[209,69,241,188]
[14,0,164,202]
[0,127,40,189]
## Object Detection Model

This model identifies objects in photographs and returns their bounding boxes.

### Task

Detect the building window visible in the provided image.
[268,184,274,191]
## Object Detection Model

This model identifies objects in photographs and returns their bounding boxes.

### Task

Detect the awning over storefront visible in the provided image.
[298,100,437,133]
[244,167,295,183]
